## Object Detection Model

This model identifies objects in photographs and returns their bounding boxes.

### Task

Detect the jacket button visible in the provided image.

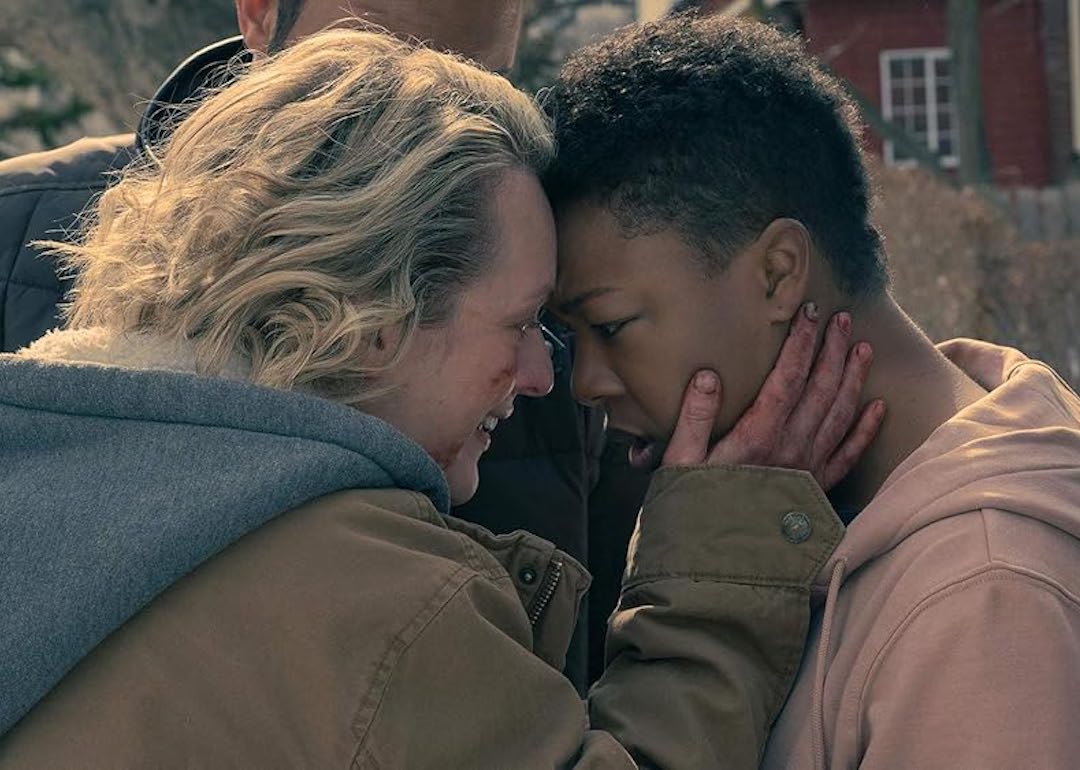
[519,566,538,585]
[781,511,812,544]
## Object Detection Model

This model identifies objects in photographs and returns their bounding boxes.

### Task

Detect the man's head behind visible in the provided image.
[239,0,525,71]
[546,13,885,296]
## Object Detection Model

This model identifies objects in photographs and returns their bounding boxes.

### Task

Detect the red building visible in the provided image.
[688,0,1080,188]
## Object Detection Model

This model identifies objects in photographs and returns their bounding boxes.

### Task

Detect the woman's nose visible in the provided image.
[515,327,555,397]
[570,341,621,407]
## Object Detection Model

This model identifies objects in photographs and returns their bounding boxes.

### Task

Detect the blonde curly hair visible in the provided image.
[49,27,553,406]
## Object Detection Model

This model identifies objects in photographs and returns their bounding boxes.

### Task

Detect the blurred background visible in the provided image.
[2,0,1077,387]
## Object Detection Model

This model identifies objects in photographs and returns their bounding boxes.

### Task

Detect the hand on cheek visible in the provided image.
[661,302,886,491]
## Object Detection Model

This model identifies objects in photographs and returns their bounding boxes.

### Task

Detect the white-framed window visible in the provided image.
[880,48,959,168]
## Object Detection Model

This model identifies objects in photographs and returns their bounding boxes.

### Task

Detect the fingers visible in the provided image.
[748,302,820,426]
[661,370,722,467]
[709,302,820,466]
[784,312,852,454]
[821,398,886,491]
[811,340,874,466]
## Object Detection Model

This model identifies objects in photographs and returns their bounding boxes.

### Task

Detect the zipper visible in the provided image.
[528,558,563,627]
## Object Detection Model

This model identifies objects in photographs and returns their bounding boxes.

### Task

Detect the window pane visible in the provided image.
[884,50,954,166]
[914,112,928,132]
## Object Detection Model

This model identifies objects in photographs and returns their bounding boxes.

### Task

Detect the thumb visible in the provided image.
[661,370,722,467]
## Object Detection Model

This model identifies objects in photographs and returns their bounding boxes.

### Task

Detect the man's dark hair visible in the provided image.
[545,15,887,296]
[268,0,308,54]
[667,0,707,14]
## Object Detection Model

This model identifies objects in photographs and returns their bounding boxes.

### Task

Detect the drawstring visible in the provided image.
[812,558,846,770]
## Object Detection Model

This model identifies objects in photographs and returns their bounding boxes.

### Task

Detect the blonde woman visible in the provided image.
[0,28,873,768]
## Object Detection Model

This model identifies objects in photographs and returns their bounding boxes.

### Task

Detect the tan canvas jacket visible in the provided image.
[0,466,841,769]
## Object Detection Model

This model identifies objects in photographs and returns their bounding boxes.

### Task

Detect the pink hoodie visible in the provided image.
[761,339,1080,769]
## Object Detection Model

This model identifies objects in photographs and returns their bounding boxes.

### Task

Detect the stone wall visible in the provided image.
[874,160,1080,387]
[0,46,115,158]
[0,0,235,157]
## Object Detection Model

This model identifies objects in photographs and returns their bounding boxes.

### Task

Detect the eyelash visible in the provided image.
[592,317,633,341]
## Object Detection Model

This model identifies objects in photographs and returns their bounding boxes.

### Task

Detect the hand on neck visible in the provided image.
[824,293,988,512]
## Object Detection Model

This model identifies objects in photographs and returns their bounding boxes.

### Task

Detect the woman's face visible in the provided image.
[551,201,782,468]
[366,169,556,503]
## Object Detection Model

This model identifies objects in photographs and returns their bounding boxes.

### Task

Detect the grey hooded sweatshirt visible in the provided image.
[0,330,449,735]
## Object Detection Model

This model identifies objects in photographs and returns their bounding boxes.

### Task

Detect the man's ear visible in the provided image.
[235,0,278,54]
[753,218,813,323]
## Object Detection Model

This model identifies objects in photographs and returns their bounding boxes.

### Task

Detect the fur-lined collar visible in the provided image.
[16,327,251,381]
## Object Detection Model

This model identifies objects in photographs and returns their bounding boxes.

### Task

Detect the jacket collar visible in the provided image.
[137,36,249,153]
[17,326,249,380]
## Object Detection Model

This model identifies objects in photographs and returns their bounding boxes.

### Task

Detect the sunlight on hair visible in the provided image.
[43,28,553,407]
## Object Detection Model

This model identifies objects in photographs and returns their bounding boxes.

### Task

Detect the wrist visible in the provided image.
[626,464,844,589]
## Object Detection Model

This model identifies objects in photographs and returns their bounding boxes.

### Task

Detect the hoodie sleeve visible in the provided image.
[857,566,1080,769]
[357,465,844,769]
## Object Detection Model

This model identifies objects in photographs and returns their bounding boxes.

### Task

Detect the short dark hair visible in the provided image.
[545,15,887,296]
[268,0,308,54]
[667,0,707,14]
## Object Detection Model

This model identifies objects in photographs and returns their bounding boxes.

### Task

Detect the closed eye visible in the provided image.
[592,317,635,341]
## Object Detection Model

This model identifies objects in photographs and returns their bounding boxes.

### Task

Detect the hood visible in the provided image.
[816,338,1080,589]
[804,338,1080,770]
[0,328,448,736]
[136,36,247,153]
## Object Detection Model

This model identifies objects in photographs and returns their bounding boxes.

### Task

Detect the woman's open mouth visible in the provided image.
[473,407,513,447]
